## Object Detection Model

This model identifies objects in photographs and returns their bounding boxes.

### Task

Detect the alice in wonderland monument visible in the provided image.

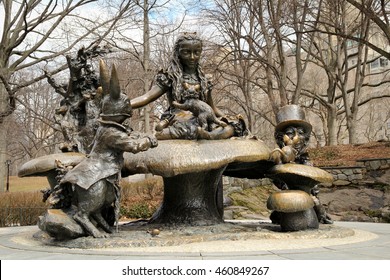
[18,33,336,243]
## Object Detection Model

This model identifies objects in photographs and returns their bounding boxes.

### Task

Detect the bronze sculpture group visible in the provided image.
[19,33,334,240]
[131,33,247,141]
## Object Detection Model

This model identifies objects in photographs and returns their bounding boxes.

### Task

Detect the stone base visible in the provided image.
[32,220,353,249]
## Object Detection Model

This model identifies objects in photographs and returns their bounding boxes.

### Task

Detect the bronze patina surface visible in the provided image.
[123,139,271,177]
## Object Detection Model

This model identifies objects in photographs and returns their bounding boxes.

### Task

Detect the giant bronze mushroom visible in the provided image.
[122,138,271,225]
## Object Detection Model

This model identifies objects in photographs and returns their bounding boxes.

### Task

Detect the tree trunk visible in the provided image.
[0,123,6,192]
[327,104,338,146]
[143,0,152,134]
[347,116,358,144]
[0,83,8,192]
[143,0,153,180]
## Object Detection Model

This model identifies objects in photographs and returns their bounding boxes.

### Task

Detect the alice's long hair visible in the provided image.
[166,33,209,102]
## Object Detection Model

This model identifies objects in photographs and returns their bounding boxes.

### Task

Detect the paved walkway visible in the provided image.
[0,221,389,260]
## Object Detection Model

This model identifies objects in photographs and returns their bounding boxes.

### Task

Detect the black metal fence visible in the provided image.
[0,207,47,227]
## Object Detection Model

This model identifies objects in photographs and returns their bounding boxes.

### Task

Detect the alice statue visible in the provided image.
[131,32,248,140]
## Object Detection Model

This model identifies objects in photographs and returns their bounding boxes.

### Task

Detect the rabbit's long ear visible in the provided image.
[110,64,120,100]
[99,60,110,96]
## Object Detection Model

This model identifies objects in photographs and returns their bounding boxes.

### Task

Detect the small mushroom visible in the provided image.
[147,229,160,236]
[267,190,314,212]
[267,190,318,231]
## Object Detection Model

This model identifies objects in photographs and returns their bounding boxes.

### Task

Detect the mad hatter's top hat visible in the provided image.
[275,105,312,133]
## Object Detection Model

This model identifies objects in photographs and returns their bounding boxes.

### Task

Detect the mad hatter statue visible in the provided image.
[270,104,312,166]
[268,105,333,226]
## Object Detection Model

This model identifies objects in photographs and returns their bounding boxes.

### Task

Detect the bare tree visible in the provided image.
[340,7,371,144]
[200,0,261,132]
[6,76,62,174]
[303,0,390,144]
[345,0,390,59]
[363,99,390,141]
[0,0,135,191]
[182,0,390,145]
[199,0,321,140]
[102,1,187,133]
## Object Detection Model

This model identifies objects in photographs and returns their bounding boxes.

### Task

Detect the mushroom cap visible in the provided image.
[266,163,334,188]
[267,190,314,213]
[150,229,160,236]
[18,152,86,177]
[123,139,271,177]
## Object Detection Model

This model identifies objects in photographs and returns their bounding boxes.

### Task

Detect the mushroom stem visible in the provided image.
[267,190,319,231]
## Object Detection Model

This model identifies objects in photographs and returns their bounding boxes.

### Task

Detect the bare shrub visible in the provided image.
[0,176,165,225]
[119,176,164,220]
[0,191,47,226]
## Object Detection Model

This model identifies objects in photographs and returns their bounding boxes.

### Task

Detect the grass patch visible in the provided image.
[5,176,49,192]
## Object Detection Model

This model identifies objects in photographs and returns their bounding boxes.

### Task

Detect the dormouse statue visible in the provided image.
[39,60,158,239]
